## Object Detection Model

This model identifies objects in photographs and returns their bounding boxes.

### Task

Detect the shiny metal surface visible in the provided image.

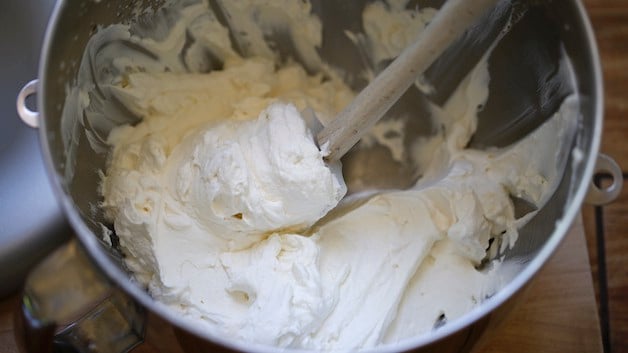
[0,0,70,298]
[585,153,623,205]
[33,0,603,352]
[16,239,145,353]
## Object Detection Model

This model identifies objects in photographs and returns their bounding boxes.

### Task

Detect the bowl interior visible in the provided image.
[39,0,600,349]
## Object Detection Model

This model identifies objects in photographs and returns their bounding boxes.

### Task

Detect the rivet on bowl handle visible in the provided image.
[16,79,40,128]
[585,153,623,206]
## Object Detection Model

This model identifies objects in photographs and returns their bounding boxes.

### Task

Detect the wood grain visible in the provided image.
[583,4,628,171]
[477,216,603,353]
[582,204,601,313]
[0,296,18,353]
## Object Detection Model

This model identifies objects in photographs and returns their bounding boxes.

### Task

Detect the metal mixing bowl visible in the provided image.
[15,0,621,352]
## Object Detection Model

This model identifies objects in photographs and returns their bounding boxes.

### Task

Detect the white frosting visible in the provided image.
[171,102,346,246]
[362,0,437,67]
[100,56,353,282]
[62,0,580,350]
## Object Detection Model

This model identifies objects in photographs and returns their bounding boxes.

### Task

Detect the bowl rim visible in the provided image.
[36,0,604,352]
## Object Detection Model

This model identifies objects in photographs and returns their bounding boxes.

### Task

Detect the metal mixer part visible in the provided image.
[16,80,39,128]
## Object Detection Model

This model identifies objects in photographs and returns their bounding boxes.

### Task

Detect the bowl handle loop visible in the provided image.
[14,239,146,353]
[585,153,623,206]
[16,79,40,128]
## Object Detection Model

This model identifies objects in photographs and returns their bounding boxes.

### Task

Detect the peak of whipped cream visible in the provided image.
[171,102,346,245]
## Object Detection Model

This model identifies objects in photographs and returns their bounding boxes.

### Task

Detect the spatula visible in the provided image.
[317,0,501,162]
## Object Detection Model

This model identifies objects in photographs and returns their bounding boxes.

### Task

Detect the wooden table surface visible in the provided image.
[581,1,628,352]
[478,215,602,353]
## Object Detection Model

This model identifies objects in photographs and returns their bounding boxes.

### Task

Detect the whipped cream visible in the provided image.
[171,102,345,240]
[62,0,579,350]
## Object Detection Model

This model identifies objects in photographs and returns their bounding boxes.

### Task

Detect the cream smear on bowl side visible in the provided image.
[61,0,579,350]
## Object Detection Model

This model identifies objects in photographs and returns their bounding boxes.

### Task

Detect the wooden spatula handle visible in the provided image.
[317,0,500,162]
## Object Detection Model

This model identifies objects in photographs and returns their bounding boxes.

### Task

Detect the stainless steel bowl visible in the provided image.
[15,0,623,352]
